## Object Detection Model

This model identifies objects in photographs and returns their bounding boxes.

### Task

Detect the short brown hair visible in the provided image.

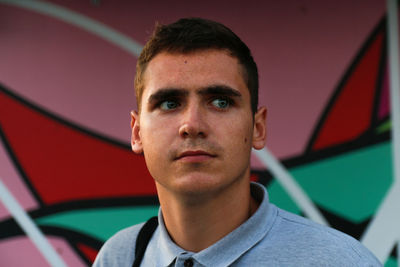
[134,17,259,114]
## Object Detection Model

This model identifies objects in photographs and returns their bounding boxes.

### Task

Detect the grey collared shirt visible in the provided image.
[93,183,382,267]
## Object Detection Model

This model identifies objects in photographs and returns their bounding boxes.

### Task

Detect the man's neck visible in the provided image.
[156,178,259,252]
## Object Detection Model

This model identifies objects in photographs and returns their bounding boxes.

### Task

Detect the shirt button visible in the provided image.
[184,258,194,267]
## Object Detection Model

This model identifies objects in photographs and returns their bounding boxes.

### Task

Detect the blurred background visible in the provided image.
[0,0,397,266]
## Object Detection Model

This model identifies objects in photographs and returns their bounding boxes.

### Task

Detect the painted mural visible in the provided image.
[0,0,396,266]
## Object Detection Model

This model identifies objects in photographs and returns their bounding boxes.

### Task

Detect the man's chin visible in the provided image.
[175,178,221,195]
[157,175,225,200]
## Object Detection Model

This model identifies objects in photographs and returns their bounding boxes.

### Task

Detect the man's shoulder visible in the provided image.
[274,207,361,247]
[257,205,382,266]
[92,222,145,267]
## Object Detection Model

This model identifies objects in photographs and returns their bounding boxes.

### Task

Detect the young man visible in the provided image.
[94,18,381,266]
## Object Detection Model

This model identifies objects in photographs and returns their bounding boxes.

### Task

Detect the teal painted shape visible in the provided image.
[268,141,392,223]
[268,181,301,215]
[384,257,397,267]
[36,205,159,241]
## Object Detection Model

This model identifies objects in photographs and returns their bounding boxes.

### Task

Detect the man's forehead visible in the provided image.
[147,49,238,72]
[141,50,247,98]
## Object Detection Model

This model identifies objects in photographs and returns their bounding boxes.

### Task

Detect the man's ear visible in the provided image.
[252,106,267,150]
[130,111,143,154]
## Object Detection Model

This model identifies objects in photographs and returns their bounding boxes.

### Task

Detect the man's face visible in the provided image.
[131,49,266,198]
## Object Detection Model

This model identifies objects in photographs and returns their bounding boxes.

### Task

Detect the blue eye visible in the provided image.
[211,98,230,109]
[160,100,179,110]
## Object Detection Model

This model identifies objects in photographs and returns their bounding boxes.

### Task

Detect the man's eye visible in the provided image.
[211,98,230,109]
[159,100,179,110]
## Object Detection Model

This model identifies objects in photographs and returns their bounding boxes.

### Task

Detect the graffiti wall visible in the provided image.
[0,0,396,266]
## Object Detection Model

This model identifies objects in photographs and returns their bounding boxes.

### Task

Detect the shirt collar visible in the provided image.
[155,210,185,266]
[153,182,276,267]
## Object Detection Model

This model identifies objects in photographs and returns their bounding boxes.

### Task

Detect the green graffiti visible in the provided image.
[384,256,398,267]
[268,141,392,223]
[36,206,159,241]
[376,119,391,134]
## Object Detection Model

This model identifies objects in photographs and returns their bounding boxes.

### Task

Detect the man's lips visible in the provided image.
[175,150,216,162]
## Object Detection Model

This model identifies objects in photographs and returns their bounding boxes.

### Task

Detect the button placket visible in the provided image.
[183,258,194,267]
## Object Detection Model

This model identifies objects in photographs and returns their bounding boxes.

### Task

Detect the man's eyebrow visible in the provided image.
[147,88,189,104]
[197,85,242,97]
[147,85,241,105]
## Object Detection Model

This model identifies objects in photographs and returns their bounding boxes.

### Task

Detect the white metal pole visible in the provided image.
[387,0,400,190]
[387,0,400,266]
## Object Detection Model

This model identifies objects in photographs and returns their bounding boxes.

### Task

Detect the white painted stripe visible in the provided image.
[0,0,143,57]
[361,182,400,263]
[253,148,329,226]
[0,179,67,267]
[361,0,400,264]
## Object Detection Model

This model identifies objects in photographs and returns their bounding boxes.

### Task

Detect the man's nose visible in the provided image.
[178,102,208,138]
